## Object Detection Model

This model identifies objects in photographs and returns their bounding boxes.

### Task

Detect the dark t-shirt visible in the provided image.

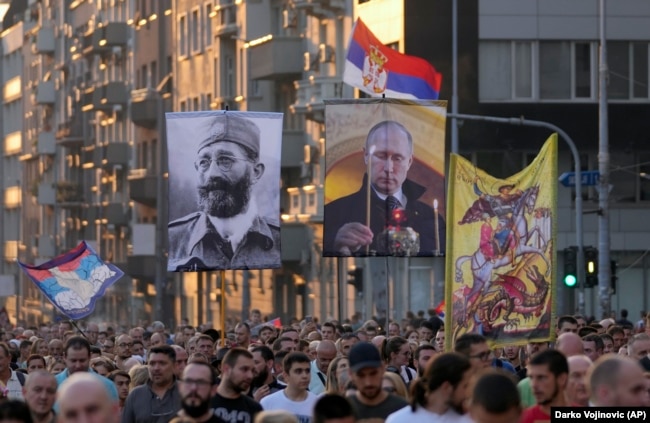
[211,393,263,423]
[347,394,409,423]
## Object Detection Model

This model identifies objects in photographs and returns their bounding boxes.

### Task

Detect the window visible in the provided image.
[180,100,187,112]
[150,60,157,87]
[633,43,648,98]
[205,3,212,47]
[191,8,200,53]
[640,154,650,201]
[574,42,592,98]
[224,55,234,97]
[608,42,629,99]
[479,40,607,102]
[179,15,187,57]
[193,97,199,111]
[540,41,571,99]
[514,42,532,98]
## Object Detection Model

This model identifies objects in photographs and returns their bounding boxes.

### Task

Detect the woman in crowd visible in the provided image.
[325,356,349,395]
[382,336,417,387]
[382,371,409,401]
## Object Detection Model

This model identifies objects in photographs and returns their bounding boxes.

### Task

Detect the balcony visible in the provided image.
[37,183,56,206]
[101,22,128,47]
[128,168,157,207]
[292,76,342,123]
[249,36,303,80]
[81,87,95,112]
[215,3,237,37]
[127,255,156,280]
[33,27,55,54]
[94,143,130,168]
[82,27,110,56]
[104,202,128,226]
[35,81,55,105]
[82,146,95,168]
[281,131,305,168]
[56,118,84,147]
[37,131,56,155]
[92,81,128,112]
[130,89,158,129]
[56,181,83,206]
[285,185,323,222]
[293,0,346,17]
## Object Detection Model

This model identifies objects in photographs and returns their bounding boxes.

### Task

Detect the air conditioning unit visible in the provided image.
[319,44,335,63]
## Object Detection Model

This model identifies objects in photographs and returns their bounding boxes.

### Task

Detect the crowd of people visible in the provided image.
[0,307,647,423]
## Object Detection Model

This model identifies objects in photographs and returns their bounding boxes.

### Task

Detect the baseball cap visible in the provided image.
[198,113,260,156]
[349,342,383,373]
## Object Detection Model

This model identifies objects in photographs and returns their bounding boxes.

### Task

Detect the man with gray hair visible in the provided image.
[589,355,647,406]
[23,370,57,423]
[627,332,650,360]
[168,112,281,270]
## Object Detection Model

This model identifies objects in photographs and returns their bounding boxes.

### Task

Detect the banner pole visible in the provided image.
[220,270,226,345]
[69,320,87,339]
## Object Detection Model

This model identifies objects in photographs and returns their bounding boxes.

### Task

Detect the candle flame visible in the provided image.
[433,199,438,210]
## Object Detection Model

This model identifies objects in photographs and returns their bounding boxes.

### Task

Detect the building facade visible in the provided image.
[2,0,649,328]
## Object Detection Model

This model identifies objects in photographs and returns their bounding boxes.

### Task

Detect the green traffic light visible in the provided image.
[564,274,577,287]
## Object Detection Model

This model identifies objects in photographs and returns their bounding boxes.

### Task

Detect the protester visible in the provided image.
[212,348,263,423]
[58,372,119,423]
[346,343,407,423]
[23,371,56,423]
[260,352,319,422]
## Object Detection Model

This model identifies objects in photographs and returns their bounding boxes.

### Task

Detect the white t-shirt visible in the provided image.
[260,389,320,423]
[386,405,473,423]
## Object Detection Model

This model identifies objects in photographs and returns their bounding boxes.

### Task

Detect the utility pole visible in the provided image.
[597,0,611,319]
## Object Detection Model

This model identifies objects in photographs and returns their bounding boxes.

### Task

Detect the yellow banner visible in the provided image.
[445,135,558,349]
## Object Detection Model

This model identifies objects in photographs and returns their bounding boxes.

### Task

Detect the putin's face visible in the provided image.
[196,142,263,218]
[364,123,413,196]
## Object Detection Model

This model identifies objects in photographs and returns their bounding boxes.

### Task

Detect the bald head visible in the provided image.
[58,372,119,423]
[371,335,386,350]
[316,340,337,374]
[589,355,646,407]
[556,332,584,357]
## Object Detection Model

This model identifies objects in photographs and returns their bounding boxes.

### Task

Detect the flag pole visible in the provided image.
[69,319,88,339]
[451,0,459,154]
[220,270,226,345]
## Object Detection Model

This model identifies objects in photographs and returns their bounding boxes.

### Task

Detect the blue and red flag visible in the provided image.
[17,241,124,320]
[343,18,442,100]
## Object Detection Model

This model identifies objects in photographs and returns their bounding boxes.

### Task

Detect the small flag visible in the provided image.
[17,241,124,320]
[343,18,442,99]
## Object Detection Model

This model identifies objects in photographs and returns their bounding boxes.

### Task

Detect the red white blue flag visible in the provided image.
[343,18,442,100]
[17,241,124,320]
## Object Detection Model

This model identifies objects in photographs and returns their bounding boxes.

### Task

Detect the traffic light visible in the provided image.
[610,260,618,295]
[584,246,598,288]
[563,247,578,288]
[347,268,363,293]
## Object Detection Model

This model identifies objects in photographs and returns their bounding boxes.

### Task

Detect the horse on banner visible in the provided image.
[453,185,550,333]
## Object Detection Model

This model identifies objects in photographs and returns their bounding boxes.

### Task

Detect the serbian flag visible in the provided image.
[343,18,442,100]
[17,241,124,320]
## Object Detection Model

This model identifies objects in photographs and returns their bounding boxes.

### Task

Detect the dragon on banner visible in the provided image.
[446,136,557,348]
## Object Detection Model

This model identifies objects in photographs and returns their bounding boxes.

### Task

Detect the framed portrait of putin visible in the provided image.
[323,99,447,257]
